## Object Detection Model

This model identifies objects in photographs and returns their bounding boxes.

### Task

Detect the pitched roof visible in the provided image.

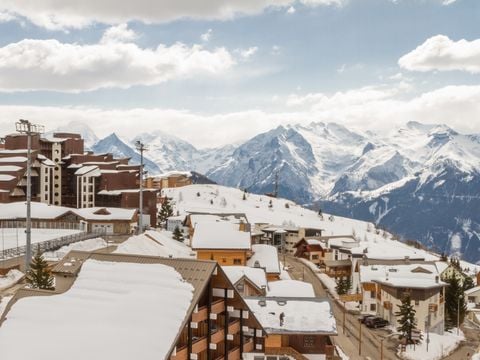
[191,222,251,250]
[247,244,280,274]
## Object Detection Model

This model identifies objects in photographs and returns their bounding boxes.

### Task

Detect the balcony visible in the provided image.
[212,299,225,314]
[243,339,254,353]
[383,301,393,310]
[211,328,225,344]
[192,306,208,323]
[228,320,240,335]
[192,336,208,354]
[227,346,240,359]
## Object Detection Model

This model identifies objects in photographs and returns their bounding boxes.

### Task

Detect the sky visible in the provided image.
[0,0,479,148]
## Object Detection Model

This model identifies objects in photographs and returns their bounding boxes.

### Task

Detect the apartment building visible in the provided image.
[0,252,266,360]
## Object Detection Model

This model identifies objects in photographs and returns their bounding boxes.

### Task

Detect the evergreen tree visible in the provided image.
[158,197,173,227]
[268,199,273,208]
[26,248,54,290]
[463,276,475,291]
[242,191,247,200]
[444,273,467,330]
[440,253,448,262]
[172,226,184,242]
[395,294,417,344]
[336,278,346,295]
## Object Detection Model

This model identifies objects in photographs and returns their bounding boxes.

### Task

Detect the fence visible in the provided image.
[0,229,106,260]
[0,221,80,230]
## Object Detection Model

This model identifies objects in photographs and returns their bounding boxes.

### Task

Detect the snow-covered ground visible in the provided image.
[0,228,83,252]
[399,328,465,360]
[0,260,195,360]
[115,230,195,258]
[43,237,108,261]
[0,270,24,291]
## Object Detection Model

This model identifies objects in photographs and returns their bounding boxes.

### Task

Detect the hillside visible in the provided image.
[162,184,459,266]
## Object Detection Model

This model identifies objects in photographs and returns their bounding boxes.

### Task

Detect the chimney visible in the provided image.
[239,220,246,232]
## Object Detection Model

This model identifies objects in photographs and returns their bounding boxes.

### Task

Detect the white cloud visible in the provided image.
[0,0,344,30]
[0,10,14,22]
[101,23,138,43]
[0,84,479,148]
[286,6,296,13]
[236,46,258,59]
[0,32,235,92]
[399,35,480,74]
[201,29,213,42]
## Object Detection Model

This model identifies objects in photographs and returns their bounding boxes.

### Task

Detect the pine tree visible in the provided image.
[336,278,346,295]
[268,199,273,208]
[395,294,417,344]
[26,248,54,290]
[158,197,173,227]
[463,276,475,291]
[444,273,467,330]
[242,192,247,200]
[172,226,184,242]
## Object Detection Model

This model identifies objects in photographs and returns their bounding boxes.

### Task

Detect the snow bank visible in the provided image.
[0,260,194,360]
[43,237,107,261]
[399,328,465,360]
[0,269,24,291]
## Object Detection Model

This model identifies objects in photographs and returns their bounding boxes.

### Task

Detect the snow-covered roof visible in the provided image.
[267,280,315,298]
[189,213,248,226]
[114,230,194,259]
[98,189,156,196]
[74,207,137,221]
[0,201,74,220]
[191,222,251,250]
[158,170,191,179]
[222,266,267,290]
[0,260,194,360]
[247,244,281,274]
[360,263,446,289]
[306,239,324,246]
[245,297,336,334]
[74,165,101,176]
[0,165,22,172]
[465,286,480,296]
[0,174,15,181]
[0,156,27,163]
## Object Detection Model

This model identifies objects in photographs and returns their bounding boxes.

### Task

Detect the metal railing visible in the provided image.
[1,229,106,260]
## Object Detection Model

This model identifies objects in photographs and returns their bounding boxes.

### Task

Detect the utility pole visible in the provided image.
[16,119,44,271]
[135,140,148,234]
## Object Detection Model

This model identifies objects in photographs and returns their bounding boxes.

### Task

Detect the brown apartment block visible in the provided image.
[0,131,157,226]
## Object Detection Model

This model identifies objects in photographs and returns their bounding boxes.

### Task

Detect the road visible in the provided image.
[284,255,399,360]
[442,321,480,360]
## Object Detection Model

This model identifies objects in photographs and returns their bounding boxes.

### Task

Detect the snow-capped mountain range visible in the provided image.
[54,121,480,263]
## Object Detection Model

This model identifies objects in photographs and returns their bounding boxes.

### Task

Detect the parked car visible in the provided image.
[358,314,376,324]
[365,317,389,328]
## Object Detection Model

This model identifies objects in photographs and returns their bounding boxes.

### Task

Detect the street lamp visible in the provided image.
[15,119,44,271]
[135,140,148,234]
[457,294,463,335]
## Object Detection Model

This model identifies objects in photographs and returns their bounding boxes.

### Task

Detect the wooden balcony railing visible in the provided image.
[192,336,208,354]
[212,299,225,314]
[243,339,254,353]
[192,305,208,323]
[170,346,188,360]
[211,328,225,344]
[228,320,240,335]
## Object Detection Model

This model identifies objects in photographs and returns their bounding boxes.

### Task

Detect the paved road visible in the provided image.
[284,255,399,360]
[443,321,480,360]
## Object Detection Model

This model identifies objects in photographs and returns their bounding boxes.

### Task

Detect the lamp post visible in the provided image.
[135,140,148,234]
[457,294,463,335]
[15,119,44,271]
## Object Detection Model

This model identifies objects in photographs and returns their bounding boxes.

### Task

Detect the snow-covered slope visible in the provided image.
[163,184,444,263]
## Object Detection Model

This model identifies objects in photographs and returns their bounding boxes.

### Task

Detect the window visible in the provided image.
[236,283,244,292]
[370,304,376,311]
[415,299,420,306]
[370,291,376,299]
[312,255,319,259]
[222,258,227,263]
[233,258,241,265]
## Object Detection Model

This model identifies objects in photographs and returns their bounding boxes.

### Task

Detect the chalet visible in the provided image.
[245,297,337,359]
[191,222,251,266]
[436,261,469,287]
[247,244,281,281]
[222,266,268,297]
[1,252,266,360]
[466,286,480,307]
[74,207,138,235]
[294,238,329,265]
[359,263,446,334]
